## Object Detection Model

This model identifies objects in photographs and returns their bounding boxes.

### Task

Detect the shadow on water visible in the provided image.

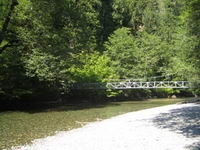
[152,104,200,150]
[0,96,147,113]
[0,100,121,114]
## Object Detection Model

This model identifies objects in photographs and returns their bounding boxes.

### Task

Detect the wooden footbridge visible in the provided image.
[73,80,192,90]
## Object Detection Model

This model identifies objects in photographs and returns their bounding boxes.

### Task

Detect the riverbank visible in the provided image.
[0,98,191,149]
[13,103,200,150]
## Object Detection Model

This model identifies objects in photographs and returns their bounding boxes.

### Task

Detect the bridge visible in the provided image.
[73,81,192,90]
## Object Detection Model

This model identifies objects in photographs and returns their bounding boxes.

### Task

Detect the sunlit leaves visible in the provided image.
[104,27,138,78]
[69,52,117,83]
[104,27,166,79]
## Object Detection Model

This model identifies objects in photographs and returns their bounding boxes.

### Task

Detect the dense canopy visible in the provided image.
[0,0,200,102]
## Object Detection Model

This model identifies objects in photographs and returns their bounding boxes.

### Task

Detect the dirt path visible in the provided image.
[13,103,200,150]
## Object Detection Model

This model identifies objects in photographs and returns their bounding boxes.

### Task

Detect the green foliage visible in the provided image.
[69,52,117,83]
[134,31,168,77]
[0,48,32,99]
[1,0,200,101]
[155,88,178,97]
[0,40,8,48]
[161,28,199,81]
[25,49,67,82]
[68,52,120,99]
[105,28,167,79]
[0,0,10,27]
[104,27,138,78]
[112,0,161,33]
[185,0,200,74]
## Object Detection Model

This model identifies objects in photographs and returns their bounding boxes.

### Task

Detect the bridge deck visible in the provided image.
[73,81,192,90]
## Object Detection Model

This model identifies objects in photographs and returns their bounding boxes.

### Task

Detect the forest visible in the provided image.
[0,0,200,107]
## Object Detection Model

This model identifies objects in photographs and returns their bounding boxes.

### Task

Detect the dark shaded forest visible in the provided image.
[0,0,200,108]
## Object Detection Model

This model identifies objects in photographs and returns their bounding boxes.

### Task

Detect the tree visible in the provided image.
[186,0,200,72]
[0,0,18,53]
[97,0,116,48]
[1,0,200,101]
[104,27,138,78]
[69,52,117,83]
[104,27,167,79]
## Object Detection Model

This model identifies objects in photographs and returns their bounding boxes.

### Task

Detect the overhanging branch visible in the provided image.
[0,0,18,54]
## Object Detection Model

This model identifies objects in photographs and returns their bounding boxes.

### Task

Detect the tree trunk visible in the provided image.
[0,0,18,54]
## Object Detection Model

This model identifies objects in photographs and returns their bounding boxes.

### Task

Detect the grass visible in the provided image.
[0,98,190,150]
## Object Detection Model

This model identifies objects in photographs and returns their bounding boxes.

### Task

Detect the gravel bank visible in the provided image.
[13,103,200,150]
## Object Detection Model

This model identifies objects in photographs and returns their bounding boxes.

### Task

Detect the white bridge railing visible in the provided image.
[73,81,192,90]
